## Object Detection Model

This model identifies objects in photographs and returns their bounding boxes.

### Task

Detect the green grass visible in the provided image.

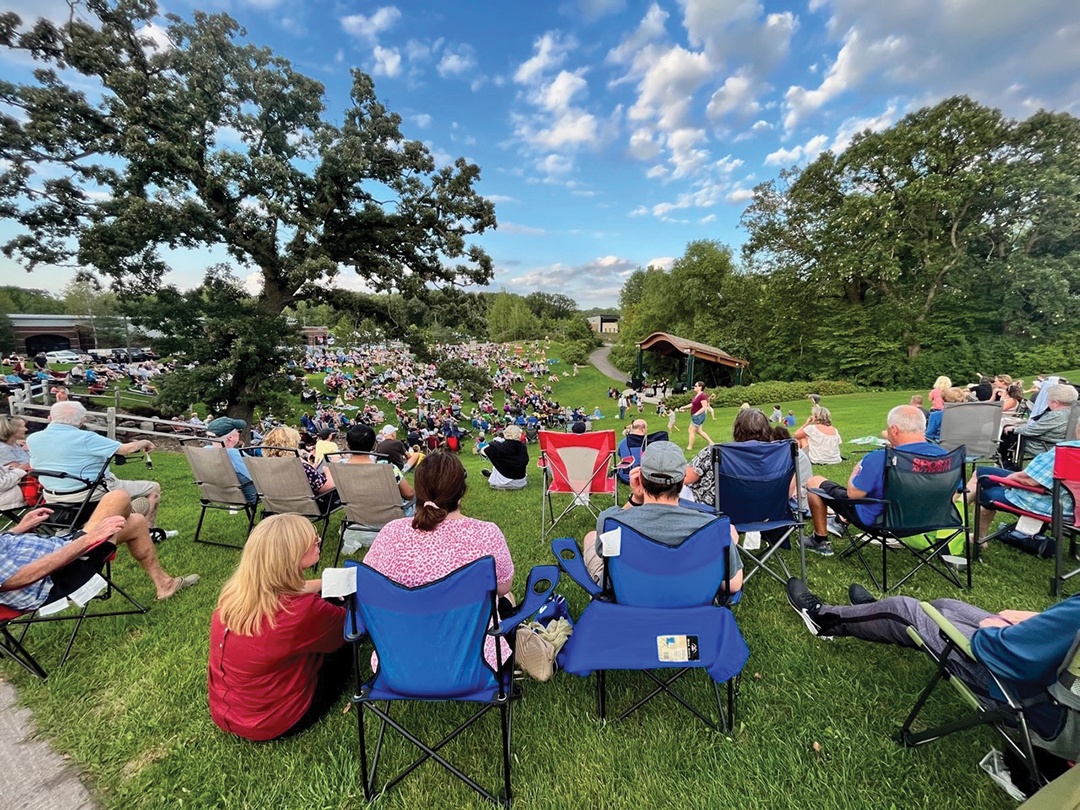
[4,356,1072,809]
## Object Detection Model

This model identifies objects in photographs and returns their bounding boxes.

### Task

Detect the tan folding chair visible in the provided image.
[181,438,260,548]
[243,454,342,558]
[326,452,411,565]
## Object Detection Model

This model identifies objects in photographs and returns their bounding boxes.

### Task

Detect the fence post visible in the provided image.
[114,386,121,410]
[107,407,117,440]
[42,385,51,406]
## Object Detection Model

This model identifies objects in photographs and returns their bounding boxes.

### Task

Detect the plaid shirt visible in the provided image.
[0,532,66,611]
[1003,441,1079,521]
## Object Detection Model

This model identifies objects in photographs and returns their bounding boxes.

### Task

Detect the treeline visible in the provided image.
[612,97,1080,388]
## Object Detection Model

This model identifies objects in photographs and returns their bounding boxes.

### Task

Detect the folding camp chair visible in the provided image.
[1015,404,1080,469]
[815,445,970,593]
[538,429,616,542]
[325,453,410,566]
[615,430,669,498]
[0,537,149,680]
[345,558,559,806]
[709,440,806,586]
[29,457,113,536]
[976,445,1080,597]
[939,401,1003,465]
[180,438,260,549]
[897,602,1080,797]
[551,515,748,731]
[243,453,342,556]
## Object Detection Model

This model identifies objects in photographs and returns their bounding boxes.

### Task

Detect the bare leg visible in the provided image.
[806,475,830,536]
[686,424,698,451]
[82,491,180,598]
[696,427,714,446]
[143,483,161,527]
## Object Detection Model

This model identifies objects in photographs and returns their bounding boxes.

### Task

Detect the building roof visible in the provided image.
[637,332,747,368]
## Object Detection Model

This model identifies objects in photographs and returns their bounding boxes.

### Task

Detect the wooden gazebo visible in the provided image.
[636,332,747,389]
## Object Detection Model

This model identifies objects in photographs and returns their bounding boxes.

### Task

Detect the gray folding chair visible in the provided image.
[243,454,341,558]
[1016,403,1080,468]
[940,400,1002,465]
[181,439,259,548]
[325,452,411,566]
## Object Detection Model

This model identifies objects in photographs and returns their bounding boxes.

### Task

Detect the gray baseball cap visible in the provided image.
[639,441,687,485]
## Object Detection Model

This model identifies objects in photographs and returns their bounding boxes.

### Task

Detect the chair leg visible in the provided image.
[500,701,513,806]
[0,625,47,679]
[597,670,607,720]
[192,504,208,545]
[57,602,91,667]
[357,700,372,801]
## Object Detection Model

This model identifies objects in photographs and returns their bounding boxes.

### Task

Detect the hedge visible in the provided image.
[664,379,862,410]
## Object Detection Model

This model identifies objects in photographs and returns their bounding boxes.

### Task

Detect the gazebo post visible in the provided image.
[636,347,643,384]
[686,353,695,390]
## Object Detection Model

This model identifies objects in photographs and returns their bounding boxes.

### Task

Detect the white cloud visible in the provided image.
[607,3,670,65]
[515,32,576,85]
[485,194,520,204]
[829,102,899,152]
[538,70,589,111]
[764,133,828,166]
[725,187,755,203]
[626,46,713,131]
[706,69,763,121]
[577,0,626,19]
[628,128,660,160]
[733,119,772,141]
[438,45,477,77]
[244,271,264,295]
[340,7,402,41]
[500,222,547,236]
[372,46,402,78]
[646,165,668,179]
[700,213,717,223]
[646,256,675,270]
[410,113,433,129]
[537,154,574,176]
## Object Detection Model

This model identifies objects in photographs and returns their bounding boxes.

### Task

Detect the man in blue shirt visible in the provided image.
[787,578,1080,753]
[204,417,257,505]
[804,405,946,555]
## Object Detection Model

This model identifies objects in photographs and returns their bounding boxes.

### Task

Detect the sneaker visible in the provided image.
[825,516,848,538]
[802,536,835,557]
[848,583,877,605]
[786,578,825,636]
[481,469,491,478]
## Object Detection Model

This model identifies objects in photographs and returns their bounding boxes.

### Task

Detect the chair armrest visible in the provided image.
[550,537,602,597]
[807,487,888,506]
[344,592,366,642]
[492,564,561,635]
[920,601,974,659]
[677,498,715,514]
[984,474,1045,494]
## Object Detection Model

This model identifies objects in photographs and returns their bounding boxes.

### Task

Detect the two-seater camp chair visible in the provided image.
[813,445,969,593]
[897,601,1080,797]
[551,514,748,731]
[344,558,559,806]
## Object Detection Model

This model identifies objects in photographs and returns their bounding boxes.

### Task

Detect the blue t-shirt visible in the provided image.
[925,411,943,442]
[26,423,121,492]
[851,441,947,525]
[972,593,1080,739]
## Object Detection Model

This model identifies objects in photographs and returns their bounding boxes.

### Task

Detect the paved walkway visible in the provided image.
[588,346,628,383]
[0,680,95,810]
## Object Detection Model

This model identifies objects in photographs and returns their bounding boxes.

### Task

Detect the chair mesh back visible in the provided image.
[1067,404,1080,444]
[1055,446,1080,530]
[539,430,616,495]
[348,557,499,698]
[882,446,965,536]
[605,516,732,608]
[242,456,320,517]
[939,401,1003,458]
[712,441,796,525]
[182,445,249,506]
[1049,630,1080,711]
[333,462,404,529]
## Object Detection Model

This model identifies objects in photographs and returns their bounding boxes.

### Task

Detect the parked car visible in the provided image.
[45,350,82,364]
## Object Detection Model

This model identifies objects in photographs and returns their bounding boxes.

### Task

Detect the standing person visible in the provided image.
[682,381,715,452]
[618,393,628,421]
[929,376,951,412]
[208,514,347,741]
[667,405,679,434]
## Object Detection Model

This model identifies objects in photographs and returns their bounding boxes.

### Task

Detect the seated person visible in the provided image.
[375,424,421,472]
[967,419,1080,540]
[313,427,338,466]
[338,424,416,551]
[787,577,1080,772]
[26,400,162,528]
[204,417,257,505]
[998,384,1077,469]
[1,491,198,610]
[583,441,743,595]
[795,405,842,464]
[480,425,529,490]
[804,405,944,556]
[616,420,650,484]
[260,426,337,507]
[208,514,347,741]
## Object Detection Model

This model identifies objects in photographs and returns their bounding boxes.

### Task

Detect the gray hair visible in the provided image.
[811,405,832,426]
[887,404,926,435]
[0,415,24,443]
[50,400,87,426]
[1047,384,1078,407]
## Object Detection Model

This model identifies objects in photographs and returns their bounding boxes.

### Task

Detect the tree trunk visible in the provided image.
[908,343,921,359]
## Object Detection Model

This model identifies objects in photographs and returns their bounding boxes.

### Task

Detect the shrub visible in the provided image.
[558,340,592,367]
[664,379,862,410]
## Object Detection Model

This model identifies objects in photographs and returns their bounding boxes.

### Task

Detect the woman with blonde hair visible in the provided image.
[928,375,951,412]
[796,405,843,465]
[261,424,336,498]
[208,514,348,741]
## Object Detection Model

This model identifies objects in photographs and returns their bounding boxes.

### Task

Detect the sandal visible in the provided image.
[159,574,200,600]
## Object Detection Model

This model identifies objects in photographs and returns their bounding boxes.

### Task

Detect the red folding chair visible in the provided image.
[538,429,616,542]
[975,445,1080,596]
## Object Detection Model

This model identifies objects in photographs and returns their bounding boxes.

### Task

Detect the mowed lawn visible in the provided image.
[3,361,1074,810]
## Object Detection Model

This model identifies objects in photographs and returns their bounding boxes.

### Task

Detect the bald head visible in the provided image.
[886,405,927,442]
[630,419,647,434]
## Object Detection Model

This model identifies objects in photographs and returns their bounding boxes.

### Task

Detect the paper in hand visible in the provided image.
[321,567,357,598]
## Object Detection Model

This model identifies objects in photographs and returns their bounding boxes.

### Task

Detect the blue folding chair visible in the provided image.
[551,515,748,731]
[615,429,669,490]
[344,557,559,806]
[709,440,806,586]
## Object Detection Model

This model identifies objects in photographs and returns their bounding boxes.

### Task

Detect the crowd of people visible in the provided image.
[2,346,1079,800]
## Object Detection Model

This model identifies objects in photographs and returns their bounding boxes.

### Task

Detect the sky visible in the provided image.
[2,0,1079,308]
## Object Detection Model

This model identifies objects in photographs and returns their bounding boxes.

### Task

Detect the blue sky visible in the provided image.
[3,0,1079,307]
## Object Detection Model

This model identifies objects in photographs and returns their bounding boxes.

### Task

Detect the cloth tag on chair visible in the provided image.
[321,567,357,598]
[38,597,71,616]
[68,574,107,607]
[1015,515,1045,536]
[657,634,700,663]
[743,531,761,551]
[601,526,622,557]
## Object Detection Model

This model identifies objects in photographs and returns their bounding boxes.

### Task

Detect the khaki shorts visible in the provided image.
[45,473,158,516]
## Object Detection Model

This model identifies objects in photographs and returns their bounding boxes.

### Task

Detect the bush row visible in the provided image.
[664,379,862,410]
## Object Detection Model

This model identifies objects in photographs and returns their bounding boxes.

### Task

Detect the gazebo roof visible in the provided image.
[637,332,747,368]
